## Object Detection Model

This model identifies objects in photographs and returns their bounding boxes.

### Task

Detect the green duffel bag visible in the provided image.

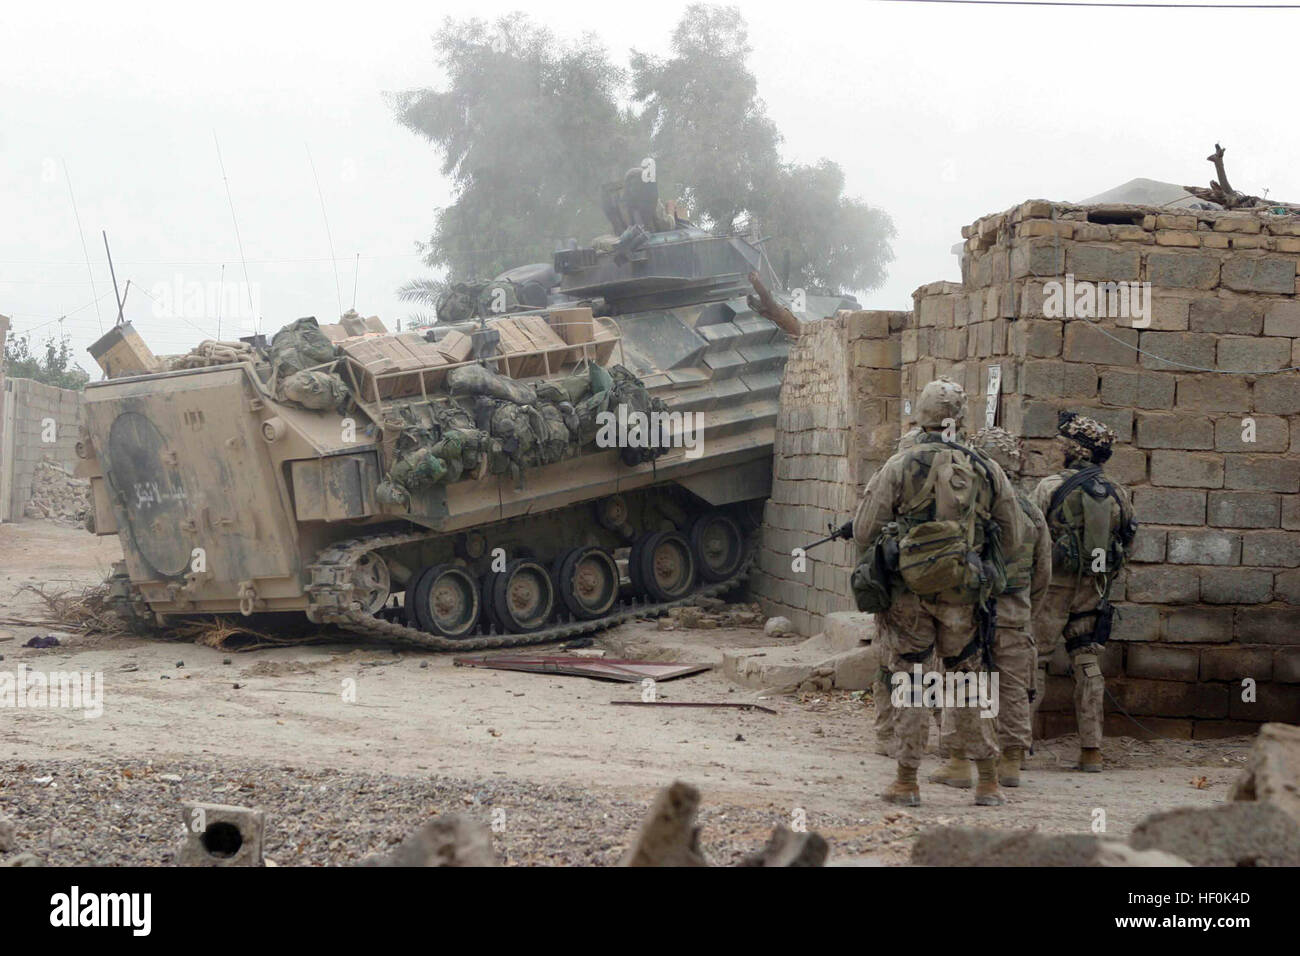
[897,519,982,602]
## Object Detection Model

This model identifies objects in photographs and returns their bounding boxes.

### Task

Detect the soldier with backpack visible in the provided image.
[850,378,1024,807]
[1030,412,1138,773]
[929,427,1053,790]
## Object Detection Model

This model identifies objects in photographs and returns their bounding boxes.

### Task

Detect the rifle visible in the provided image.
[803,520,854,552]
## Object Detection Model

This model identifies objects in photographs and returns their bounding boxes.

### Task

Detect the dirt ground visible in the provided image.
[0,521,1251,866]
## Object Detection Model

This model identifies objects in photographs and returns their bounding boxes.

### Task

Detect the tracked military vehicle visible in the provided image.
[78,220,853,651]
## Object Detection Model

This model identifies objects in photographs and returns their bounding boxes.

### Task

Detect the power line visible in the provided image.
[875,0,1300,7]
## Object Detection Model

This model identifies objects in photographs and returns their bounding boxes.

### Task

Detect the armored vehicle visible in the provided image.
[78,222,852,650]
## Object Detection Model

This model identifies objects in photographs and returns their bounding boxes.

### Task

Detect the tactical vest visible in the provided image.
[1044,466,1134,579]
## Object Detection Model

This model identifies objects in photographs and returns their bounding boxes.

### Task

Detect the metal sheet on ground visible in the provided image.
[452,656,710,682]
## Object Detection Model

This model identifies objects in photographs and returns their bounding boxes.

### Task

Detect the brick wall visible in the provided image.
[749,310,906,634]
[1,378,83,521]
[909,199,1300,737]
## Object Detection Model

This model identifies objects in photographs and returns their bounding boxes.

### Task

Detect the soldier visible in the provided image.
[870,426,923,757]
[929,427,1052,789]
[1030,412,1137,773]
[852,379,1023,807]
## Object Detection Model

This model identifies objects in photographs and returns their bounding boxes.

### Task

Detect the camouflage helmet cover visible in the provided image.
[915,377,966,429]
[970,425,1023,476]
[1056,410,1117,464]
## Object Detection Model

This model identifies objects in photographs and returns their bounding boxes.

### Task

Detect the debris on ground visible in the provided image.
[1230,721,1300,827]
[12,584,126,636]
[763,615,794,637]
[453,655,710,683]
[21,635,62,649]
[912,828,1189,867]
[23,457,90,525]
[663,603,765,631]
[361,814,499,867]
[621,780,831,867]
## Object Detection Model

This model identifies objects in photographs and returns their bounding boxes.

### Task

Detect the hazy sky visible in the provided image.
[3,0,1297,368]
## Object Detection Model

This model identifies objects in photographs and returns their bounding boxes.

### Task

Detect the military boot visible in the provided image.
[882,764,921,807]
[1079,747,1103,773]
[974,759,1005,806]
[927,747,973,788]
[998,747,1023,787]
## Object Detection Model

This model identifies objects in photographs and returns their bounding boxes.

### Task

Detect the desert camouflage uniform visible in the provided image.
[852,389,1023,778]
[1029,415,1134,753]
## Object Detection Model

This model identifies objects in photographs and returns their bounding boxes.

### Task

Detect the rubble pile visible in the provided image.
[912,722,1300,866]
[23,457,90,525]
[658,601,766,630]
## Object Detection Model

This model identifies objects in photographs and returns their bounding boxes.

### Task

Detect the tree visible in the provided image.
[392,14,635,282]
[3,332,91,389]
[629,4,781,233]
[752,160,896,294]
[394,5,894,298]
[395,276,448,328]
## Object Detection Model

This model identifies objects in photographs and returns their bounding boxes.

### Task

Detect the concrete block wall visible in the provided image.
[1,378,84,521]
[910,199,1300,737]
[750,310,906,634]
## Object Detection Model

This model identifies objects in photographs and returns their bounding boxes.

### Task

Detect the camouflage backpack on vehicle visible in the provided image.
[1045,467,1135,578]
[895,437,1004,604]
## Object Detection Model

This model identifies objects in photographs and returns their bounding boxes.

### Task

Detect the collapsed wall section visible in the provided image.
[749,310,905,635]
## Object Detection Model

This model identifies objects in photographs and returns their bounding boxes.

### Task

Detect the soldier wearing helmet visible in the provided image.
[930,426,1052,790]
[851,378,1024,807]
[1030,411,1137,773]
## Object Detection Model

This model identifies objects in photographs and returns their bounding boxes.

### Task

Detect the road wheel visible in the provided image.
[411,564,480,638]
[352,552,391,616]
[555,547,620,621]
[632,531,696,602]
[690,513,744,583]
[489,559,555,633]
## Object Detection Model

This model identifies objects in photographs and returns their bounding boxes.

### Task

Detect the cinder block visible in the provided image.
[1263,300,1300,337]
[1166,529,1240,566]
[1149,450,1223,488]
[1175,375,1251,412]
[1161,607,1233,643]
[1199,568,1274,604]
[1147,253,1221,290]
[1219,336,1292,373]
[1241,531,1300,568]
[1207,490,1281,529]
[1099,369,1175,409]
[1200,646,1274,682]
[1215,415,1289,453]
[1253,373,1300,415]
[1126,565,1199,603]
[1112,602,1160,641]
[1126,645,1200,681]
[179,803,266,867]
[1221,256,1297,294]
[1224,456,1300,493]
[1063,322,1138,366]
[1275,648,1300,682]
[1108,677,1229,717]
[1128,528,1166,563]
[1234,607,1300,645]
[1189,297,1264,335]
[1131,487,1206,525]
[1135,412,1213,450]
[1067,245,1141,281]
[1138,331,1217,372]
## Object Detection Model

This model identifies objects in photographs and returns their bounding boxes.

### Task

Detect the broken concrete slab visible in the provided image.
[723,635,879,693]
[912,827,1189,867]
[1129,801,1300,867]
[1230,721,1300,827]
[823,611,877,653]
[737,825,829,867]
[361,814,499,867]
[621,780,708,866]
[178,802,266,867]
